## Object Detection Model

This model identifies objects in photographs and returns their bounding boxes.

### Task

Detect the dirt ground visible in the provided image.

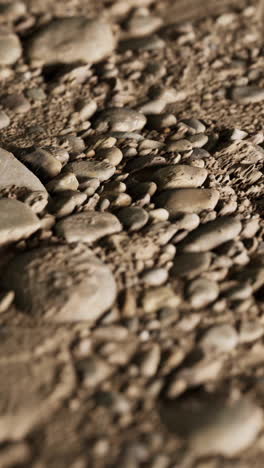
[0,0,264,467]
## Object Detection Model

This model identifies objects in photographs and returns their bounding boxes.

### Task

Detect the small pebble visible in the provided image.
[186,278,219,308]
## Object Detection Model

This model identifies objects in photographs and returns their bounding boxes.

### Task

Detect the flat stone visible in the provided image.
[166,139,192,152]
[0,198,40,246]
[186,278,219,308]
[161,393,263,457]
[181,216,242,252]
[21,148,62,180]
[117,206,149,231]
[0,32,22,65]
[155,188,219,217]
[124,14,162,37]
[67,159,115,182]
[46,172,79,193]
[200,324,238,353]
[172,252,212,278]
[52,190,87,218]
[3,93,30,114]
[142,286,180,313]
[1,244,117,322]
[147,113,177,130]
[55,211,122,243]
[95,108,147,133]
[27,17,115,65]
[231,86,264,104]
[153,165,208,190]
[0,148,47,194]
[181,118,206,133]
[187,133,208,148]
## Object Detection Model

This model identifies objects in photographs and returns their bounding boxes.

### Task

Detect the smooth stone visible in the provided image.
[153,165,208,190]
[46,172,79,193]
[161,393,263,457]
[0,198,40,245]
[0,2,26,20]
[117,206,149,232]
[95,108,147,132]
[1,244,117,322]
[55,211,121,243]
[181,216,242,252]
[172,252,211,278]
[67,159,115,182]
[200,324,238,353]
[96,147,123,166]
[0,110,10,129]
[186,278,219,308]
[187,133,208,148]
[139,344,161,378]
[147,113,177,129]
[0,148,47,193]
[76,100,97,121]
[125,14,162,37]
[239,321,264,344]
[141,268,168,286]
[155,189,219,217]
[0,33,22,65]
[231,86,264,104]
[20,148,62,179]
[52,190,87,218]
[166,139,192,152]
[189,148,211,159]
[142,286,180,313]
[119,34,165,51]
[181,118,206,133]
[3,93,30,113]
[27,17,115,65]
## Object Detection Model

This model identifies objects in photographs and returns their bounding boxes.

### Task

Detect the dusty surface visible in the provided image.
[0,0,264,467]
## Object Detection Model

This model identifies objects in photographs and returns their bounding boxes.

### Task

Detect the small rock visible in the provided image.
[117,206,149,231]
[21,148,62,180]
[78,356,113,387]
[139,344,161,377]
[155,189,219,217]
[142,286,180,313]
[55,211,122,243]
[166,139,192,152]
[239,321,264,344]
[76,100,97,121]
[181,118,206,133]
[46,172,79,193]
[187,133,208,148]
[52,190,87,218]
[153,165,208,190]
[142,268,168,286]
[96,146,123,166]
[124,13,162,37]
[3,93,30,113]
[0,198,40,245]
[0,290,15,314]
[200,324,238,353]
[95,108,147,132]
[27,17,116,65]
[172,252,211,278]
[186,278,219,308]
[1,244,117,322]
[231,86,264,104]
[0,32,22,65]
[181,216,242,252]
[67,159,115,182]
[147,113,177,129]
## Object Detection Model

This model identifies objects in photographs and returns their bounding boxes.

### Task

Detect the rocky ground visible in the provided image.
[0,0,264,467]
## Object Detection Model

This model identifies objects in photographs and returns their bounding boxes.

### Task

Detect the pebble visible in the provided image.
[124,13,162,37]
[149,208,169,222]
[142,286,180,313]
[3,93,30,113]
[187,133,208,148]
[27,18,116,65]
[166,139,192,152]
[120,34,165,51]
[76,100,97,121]
[52,190,87,218]
[230,128,248,140]
[239,321,264,344]
[1,244,117,322]
[78,356,113,387]
[153,165,208,190]
[0,110,10,129]
[172,252,211,278]
[200,324,238,353]
[95,108,147,132]
[67,159,115,182]
[181,216,242,252]
[186,278,219,308]
[0,148,47,193]
[141,268,168,286]
[0,290,15,314]
[21,148,62,180]
[155,188,219,217]
[0,33,22,65]
[55,211,122,243]
[0,1,26,20]
[0,198,40,246]
[139,344,161,378]
[117,206,149,231]
[231,86,264,104]
[46,172,79,193]
[147,113,177,130]
[181,118,206,134]
[96,147,123,166]
[161,393,263,457]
